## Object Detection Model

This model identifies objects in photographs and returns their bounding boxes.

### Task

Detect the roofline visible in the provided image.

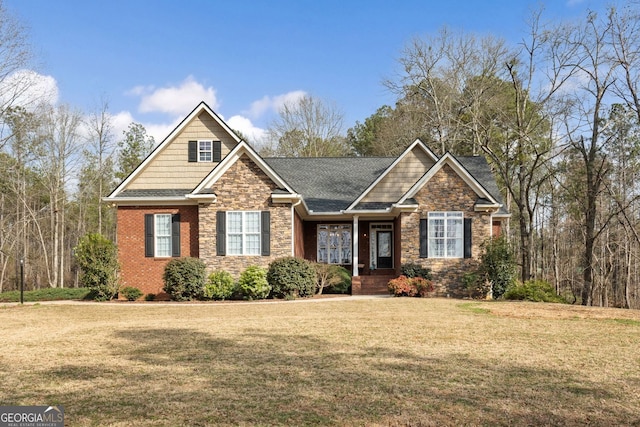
[107,101,241,199]
[345,139,438,211]
[192,140,296,195]
[103,196,197,206]
[398,152,499,205]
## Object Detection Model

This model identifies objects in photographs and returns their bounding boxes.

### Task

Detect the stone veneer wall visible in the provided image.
[401,164,491,297]
[199,154,292,277]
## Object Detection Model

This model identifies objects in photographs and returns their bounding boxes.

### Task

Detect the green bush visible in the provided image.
[401,263,432,280]
[462,272,492,299]
[145,293,156,301]
[324,265,351,294]
[503,279,567,303]
[204,270,236,300]
[237,265,270,300]
[74,233,120,301]
[120,286,143,301]
[479,236,517,299]
[162,257,206,301]
[314,263,352,295]
[267,257,316,299]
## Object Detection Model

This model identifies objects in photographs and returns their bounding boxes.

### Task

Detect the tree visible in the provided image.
[74,233,119,301]
[264,95,349,157]
[115,122,154,181]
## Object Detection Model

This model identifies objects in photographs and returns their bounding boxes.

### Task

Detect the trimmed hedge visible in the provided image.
[204,270,236,300]
[237,265,270,300]
[162,257,206,301]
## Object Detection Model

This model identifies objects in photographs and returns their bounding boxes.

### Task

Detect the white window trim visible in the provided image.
[154,213,172,258]
[227,211,261,256]
[198,140,213,162]
[317,224,352,265]
[428,211,464,259]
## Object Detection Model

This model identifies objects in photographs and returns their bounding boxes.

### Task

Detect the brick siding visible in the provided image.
[116,205,199,297]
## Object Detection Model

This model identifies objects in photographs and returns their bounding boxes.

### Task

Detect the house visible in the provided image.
[106,102,509,297]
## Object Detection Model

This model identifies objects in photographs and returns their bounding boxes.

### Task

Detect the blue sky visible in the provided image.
[6,0,606,145]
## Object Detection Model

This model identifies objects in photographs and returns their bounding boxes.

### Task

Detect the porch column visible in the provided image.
[353,215,359,277]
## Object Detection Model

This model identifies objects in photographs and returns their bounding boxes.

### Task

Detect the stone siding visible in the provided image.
[401,164,490,297]
[199,154,292,277]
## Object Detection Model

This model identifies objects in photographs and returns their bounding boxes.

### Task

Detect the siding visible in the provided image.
[128,112,239,190]
[362,147,434,203]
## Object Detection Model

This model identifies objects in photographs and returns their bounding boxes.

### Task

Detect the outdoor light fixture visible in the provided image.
[19,259,24,305]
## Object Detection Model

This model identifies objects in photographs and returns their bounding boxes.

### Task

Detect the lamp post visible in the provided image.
[19,259,24,305]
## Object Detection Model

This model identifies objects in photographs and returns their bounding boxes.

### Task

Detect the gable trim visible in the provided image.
[397,152,500,206]
[106,101,241,200]
[192,140,296,195]
[345,139,438,211]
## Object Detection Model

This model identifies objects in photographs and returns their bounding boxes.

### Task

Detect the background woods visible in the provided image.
[3,3,640,309]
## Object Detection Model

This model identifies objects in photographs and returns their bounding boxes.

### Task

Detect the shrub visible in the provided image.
[314,263,351,295]
[267,257,316,299]
[479,236,517,299]
[237,265,270,300]
[462,272,492,299]
[162,257,206,301]
[74,233,120,301]
[503,279,567,303]
[388,275,435,297]
[120,286,143,301]
[401,263,432,280]
[145,293,156,301]
[204,270,236,300]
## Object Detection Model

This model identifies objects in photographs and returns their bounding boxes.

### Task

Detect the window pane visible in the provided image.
[227,212,242,233]
[245,212,260,233]
[228,234,242,255]
[245,234,260,255]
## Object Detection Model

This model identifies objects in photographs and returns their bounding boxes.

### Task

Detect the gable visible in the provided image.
[127,112,239,190]
[360,144,435,204]
[412,164,479,211]
[209,154,280,207]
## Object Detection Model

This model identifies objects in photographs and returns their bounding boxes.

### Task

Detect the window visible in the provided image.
[199,140,212,162]
[227,211,261,255]
[317,224,352,265]
[428,212,463,258]
[188,140,221,162]
[155,214,172,257]
[144,213,180,258]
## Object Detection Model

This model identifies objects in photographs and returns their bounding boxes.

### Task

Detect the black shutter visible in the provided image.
[213,140,222,162]
[171,214,181,257]
[188,140,197,162]
[144,214,154,257]
[261,211,270,256]
[216,211,226,256]
[419,218,428,258]
[464,218,472,258]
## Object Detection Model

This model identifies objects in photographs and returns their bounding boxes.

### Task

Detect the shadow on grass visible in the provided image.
[29,327,640,426]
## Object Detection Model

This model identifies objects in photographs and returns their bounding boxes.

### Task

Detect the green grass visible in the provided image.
[1,298,639,426]
[0,287,91,302]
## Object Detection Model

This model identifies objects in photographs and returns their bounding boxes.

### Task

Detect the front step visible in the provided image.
[352,275,396,295]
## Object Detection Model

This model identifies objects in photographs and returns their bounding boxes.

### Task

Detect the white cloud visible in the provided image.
[0,69,59,110]
[132,76,219,116]
[226,115,267,145]
[245,90,306,118]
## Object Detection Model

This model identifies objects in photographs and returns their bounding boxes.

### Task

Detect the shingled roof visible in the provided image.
[265,157,395,212]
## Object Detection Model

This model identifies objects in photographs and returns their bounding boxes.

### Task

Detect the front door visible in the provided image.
[376,230,393,269]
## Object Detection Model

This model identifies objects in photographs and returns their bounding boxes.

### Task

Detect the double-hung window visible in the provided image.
[428,212,463,258]
[144,213,180,258]
[317,224,352,265]
[227,211,261,255]
[198,140,212,162]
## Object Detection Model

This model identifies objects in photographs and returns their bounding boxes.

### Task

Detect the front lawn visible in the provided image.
[1,298,639,426]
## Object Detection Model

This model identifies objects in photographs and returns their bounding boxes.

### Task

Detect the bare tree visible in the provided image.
[265,95,348,157]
